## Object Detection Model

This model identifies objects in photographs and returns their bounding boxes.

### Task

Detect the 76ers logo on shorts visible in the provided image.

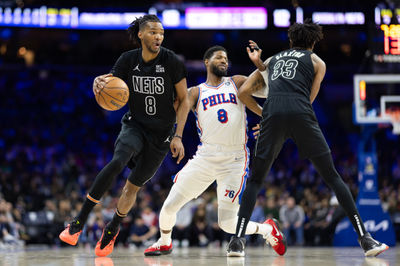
[225,189,235,199]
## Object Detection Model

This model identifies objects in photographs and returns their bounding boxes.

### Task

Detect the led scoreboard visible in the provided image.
[374,5,400,63]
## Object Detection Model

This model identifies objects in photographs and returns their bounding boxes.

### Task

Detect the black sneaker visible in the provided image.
[95,224,120,257]
[227,236,246,257]
[59,219,83,245]
[358,233,388,257]
[69,219,84,234]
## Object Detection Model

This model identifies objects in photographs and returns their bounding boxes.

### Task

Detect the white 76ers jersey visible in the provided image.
[194,77,247,146]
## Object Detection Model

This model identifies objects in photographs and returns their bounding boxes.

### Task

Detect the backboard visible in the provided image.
[354,74,400,132]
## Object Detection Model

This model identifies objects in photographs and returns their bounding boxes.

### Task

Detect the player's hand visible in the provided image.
[252,124,261,139]
[93,73,113,95]
[246,40,262,64]
[170,136,185,164]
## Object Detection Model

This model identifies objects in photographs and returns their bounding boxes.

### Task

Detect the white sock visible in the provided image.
[160,231,172,245]
[256,223,272,236]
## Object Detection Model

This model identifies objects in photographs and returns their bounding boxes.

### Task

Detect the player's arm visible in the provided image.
[171,78,190,164]
[237,71,264,117]
[231,74,247,89]
[310,53,326,104]
[187,86,200,112]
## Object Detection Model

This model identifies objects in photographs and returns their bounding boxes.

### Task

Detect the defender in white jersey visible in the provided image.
[144,45,281,257]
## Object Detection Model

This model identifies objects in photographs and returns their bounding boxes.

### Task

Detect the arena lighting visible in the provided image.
[312,12,365,25]
[296,7,303,23]
[185,7,267,29]
[0,6,369,30]
[273,9,290,27]
[359,80,366,101]
[0,5,267,29]
[162,9,180,27]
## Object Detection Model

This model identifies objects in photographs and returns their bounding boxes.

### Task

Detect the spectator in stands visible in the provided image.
[188,205,212,247]
[279,196,305,246]
[264,196,279,220]
[130,216,157,248]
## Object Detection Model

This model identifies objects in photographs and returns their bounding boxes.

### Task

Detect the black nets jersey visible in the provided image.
[264,48,315,115]
[111,47,187,131]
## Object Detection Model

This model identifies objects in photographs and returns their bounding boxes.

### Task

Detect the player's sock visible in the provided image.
[255,222,272,236]
[76,195,98,224]
[235,182,260,237]
[160,231,172,245]
[108,209,126,230]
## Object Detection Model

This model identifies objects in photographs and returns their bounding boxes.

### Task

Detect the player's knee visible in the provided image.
[121,182,140,199]
[161,198,180,215]
[109,157,126,172]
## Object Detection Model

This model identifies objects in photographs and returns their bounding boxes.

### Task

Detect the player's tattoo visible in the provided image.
[251,76,264,92]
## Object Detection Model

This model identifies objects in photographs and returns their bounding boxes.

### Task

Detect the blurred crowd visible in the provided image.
[1,64,400,250]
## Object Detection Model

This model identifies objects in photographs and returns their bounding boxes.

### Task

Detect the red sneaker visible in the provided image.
[144,239,173,256]
[59,221,83,246]
[95,227,120,257]
[264,218,287,256]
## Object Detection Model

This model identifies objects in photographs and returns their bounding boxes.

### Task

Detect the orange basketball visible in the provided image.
[95,76,129,111]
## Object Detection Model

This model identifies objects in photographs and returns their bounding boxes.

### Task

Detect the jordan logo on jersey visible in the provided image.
[133,64,140,72]
[202,93,237,111]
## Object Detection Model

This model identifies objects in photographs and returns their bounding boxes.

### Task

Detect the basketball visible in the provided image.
[95,76,129,111]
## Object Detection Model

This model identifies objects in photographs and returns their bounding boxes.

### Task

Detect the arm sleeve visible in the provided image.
[171,54,187,84]
[110,52,130,80]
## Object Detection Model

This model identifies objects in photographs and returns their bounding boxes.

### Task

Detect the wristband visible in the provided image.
[173,135,182,139]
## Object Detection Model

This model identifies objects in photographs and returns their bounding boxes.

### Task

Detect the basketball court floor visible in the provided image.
[0,246,398,266]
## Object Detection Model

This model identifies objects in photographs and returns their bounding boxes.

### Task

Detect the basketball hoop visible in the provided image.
[387,110,400,135]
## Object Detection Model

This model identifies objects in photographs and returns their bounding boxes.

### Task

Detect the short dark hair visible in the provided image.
[288,19,323,49]
[203,45,227,61]
[127,15,161,47]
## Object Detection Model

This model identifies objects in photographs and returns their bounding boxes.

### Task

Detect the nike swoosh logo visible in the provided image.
[272,223,280,236]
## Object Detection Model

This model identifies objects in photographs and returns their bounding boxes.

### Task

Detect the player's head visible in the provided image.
[128,15,163,53]
[288,19,323,50]
[203,46,228,77]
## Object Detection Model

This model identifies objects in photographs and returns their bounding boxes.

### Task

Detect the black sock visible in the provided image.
[236,182,260,237]
[76,197,97,225]
[108,209,126,230]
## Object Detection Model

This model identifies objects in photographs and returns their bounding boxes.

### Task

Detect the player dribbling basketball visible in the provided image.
[59,14,191,257]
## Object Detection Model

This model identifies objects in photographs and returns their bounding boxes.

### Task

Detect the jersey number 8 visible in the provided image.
[145,96,156,115]
[217,109,228,123]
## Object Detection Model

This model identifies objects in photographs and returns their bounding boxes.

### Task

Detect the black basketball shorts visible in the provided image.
[255,112,330,160]
[114,119,174,187]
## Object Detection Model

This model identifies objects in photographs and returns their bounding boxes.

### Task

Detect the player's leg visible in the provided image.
[145,152,215,255]
[219,149,286,256]
[293,113,388,256]
[228,115,287,256]
[59,123,143,246]
[310,153,388,256]
[95,137,169,257]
